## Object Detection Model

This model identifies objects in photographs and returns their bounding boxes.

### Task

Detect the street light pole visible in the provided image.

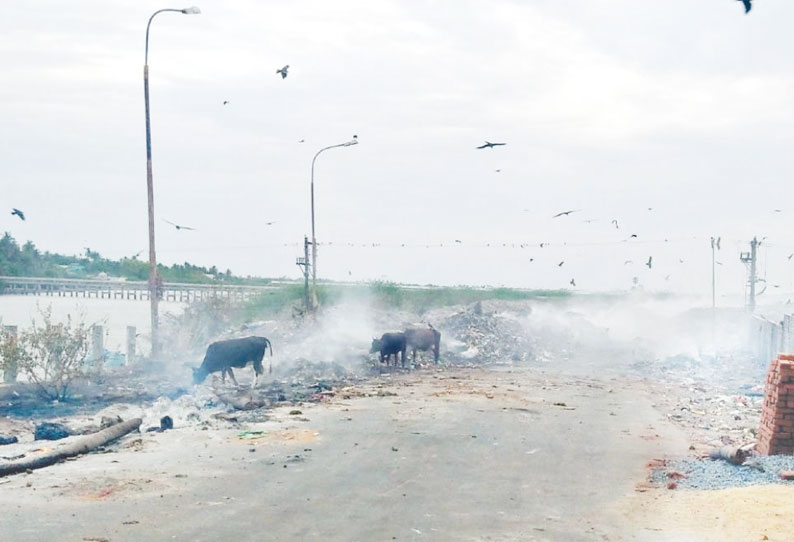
[309,136,359,308]
[143,6,200,358]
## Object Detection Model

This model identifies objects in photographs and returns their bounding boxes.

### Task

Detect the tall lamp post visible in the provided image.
[310,136,359,306]
[143,6,200,358]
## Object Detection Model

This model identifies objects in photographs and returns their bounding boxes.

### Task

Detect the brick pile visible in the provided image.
[758,354,794,455]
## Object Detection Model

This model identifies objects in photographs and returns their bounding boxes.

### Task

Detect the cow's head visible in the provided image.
[191,366,208,385]
[370,338,382,353]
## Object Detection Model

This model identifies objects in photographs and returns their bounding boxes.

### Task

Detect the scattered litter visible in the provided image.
[34,422,71,441]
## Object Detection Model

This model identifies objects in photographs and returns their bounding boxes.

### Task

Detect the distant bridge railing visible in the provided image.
[0,276,275,303]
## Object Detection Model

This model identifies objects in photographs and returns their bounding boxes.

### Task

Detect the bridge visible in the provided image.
[0,276,275,303]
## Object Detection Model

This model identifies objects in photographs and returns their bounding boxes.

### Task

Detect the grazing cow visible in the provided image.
[192,336,273,387]
[404,325,441,364]
[370,332,407,367]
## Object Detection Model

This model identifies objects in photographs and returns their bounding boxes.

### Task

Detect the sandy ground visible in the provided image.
[621,484,794,542]
[0,366,696,541]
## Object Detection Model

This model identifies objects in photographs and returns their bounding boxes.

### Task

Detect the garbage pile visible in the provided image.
[437,302,533,364]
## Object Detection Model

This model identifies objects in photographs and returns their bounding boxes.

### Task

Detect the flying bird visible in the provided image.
[788,253,793,260]
[163,219,196,231]
[737,0,752,13]
[476,141,506,149]
[223,100,229,105]
[276,65,289,79]
[646,256,653,269]
[569,278,576,287]
[11,208,25,221]
[552,210,580,218]
[558,261,565,267]
[298,139,305,143]
[455,239,462,244]
[611,219,619,229]
[495,169,501,173]
[264,221,276,226]
[630,234,638,238]
[624,260,633,265]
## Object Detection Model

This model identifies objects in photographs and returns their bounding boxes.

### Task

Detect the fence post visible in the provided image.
[91,325,104,369]
[126,326,136,365]
[2,325,18,383]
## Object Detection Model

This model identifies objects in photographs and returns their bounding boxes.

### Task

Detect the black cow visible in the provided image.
[404,325,441,364]
[192,336,273,387]
[370,332,407,367]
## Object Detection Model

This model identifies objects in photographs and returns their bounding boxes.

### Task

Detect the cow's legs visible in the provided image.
[227,368,239,386]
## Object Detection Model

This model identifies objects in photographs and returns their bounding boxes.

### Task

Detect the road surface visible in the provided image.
[0,366,688,541]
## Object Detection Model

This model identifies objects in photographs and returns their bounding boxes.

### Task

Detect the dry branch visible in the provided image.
[0,418,141,477]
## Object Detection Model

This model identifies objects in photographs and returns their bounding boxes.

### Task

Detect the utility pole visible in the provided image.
[296,236,312,315]
[740,236,760,312]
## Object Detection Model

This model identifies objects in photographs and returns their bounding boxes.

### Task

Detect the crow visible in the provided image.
[476,141,506,149]
[163,219,196,231]
[264,221,276,226]
[553,210,580,218]
[11,208,25,221]
[558,261,564,267]
[223,100,229,105]
[630,234,638,238]
[298,139,305,143]
[788,253,793,261]
[569,278,576,287]
[646,256,653,269]
[495,169,501,173]
[276,65,289,79]
[611,219,619,229]
[738,0,752,13]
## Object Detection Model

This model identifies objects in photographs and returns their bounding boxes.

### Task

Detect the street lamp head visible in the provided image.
[181,6,201,14]
[342,135,359,147]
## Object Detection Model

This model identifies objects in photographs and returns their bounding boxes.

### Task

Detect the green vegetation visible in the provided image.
[0,232,266,285]
[0,307,90,401]
[244,281,568,317]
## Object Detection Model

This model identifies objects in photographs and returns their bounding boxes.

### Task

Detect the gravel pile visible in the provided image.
[652,456,794,490]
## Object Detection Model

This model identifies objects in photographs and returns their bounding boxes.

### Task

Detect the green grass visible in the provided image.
[242,281,570,318]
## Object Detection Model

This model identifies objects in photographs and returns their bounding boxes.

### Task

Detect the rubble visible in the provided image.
[435,303,533,364]
[34,422,71,441]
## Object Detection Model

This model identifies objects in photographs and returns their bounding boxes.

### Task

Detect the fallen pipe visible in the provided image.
[0,418,142,477]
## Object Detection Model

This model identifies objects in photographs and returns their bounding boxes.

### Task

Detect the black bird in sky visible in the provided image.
[788,253,793,260]
[276,65,289,79]
[552,209,580,218]
[646,256,653,269]
[558,261,565,267]
[476,141,506,149]
[495,169,501,173]
[455,239,462,244]
[163,219,196,231]
[737,0,752,13]
[611,219,619,229]
[223,100,229,105]
[11,208,25,221]
[264,221,276,226]
[569,278,576,287]
[624,260,633,265]
[630,234,638,238]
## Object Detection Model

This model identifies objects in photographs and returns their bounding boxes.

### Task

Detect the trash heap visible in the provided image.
[438,302,533,364]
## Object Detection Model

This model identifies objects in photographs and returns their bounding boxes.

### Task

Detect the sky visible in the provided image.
[2,0,794,298]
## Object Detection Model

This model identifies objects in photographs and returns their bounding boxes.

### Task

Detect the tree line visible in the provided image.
[0,232,262,285]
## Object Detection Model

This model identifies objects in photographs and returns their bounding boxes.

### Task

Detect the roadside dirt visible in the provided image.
[620,484,794,542]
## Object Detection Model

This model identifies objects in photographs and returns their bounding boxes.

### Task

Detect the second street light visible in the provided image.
[310,136,359,308]
[143,6,200,359]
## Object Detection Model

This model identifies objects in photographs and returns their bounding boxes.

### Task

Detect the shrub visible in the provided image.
[16,307,90,401]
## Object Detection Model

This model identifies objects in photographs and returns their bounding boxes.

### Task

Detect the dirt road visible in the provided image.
[0,367,688,541]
